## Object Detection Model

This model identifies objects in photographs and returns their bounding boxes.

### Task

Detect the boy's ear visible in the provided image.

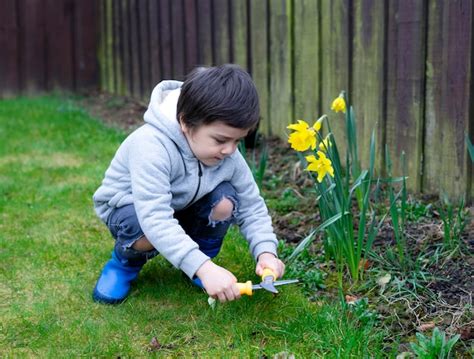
[178,115,189,134]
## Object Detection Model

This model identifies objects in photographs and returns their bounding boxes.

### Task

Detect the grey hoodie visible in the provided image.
[93,80,278,278]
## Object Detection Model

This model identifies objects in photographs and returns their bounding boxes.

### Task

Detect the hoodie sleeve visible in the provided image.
[231,153,278,260]
[128,131,210,278]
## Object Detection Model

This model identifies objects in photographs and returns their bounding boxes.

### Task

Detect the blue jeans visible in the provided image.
[106,182,239,263]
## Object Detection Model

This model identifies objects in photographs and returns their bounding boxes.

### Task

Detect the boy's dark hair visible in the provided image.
[177,64,260,131]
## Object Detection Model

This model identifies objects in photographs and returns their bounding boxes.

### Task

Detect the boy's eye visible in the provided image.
[214,137,242,145]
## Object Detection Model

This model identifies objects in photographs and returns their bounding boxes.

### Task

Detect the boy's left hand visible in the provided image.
[256,253,285,279]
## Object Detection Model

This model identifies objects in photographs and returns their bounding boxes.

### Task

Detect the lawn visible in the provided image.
[0,97,391,357]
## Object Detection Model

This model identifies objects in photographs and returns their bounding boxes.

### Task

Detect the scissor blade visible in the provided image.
[252,284,278,294]
[260,276,279,293]
[273,279,299,286]
[252,279,299,292]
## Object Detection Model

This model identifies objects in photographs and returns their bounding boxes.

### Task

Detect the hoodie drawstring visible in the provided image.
[184,161,202,209]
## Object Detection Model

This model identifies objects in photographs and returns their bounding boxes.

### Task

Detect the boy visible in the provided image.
[92,64,285,304]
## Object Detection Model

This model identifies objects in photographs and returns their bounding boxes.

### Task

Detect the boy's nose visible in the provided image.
[221,143,236,155]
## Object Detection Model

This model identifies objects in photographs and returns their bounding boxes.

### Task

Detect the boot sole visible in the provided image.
[92,285,127,305]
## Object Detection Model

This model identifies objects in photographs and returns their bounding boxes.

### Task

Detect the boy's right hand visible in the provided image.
[195,260,241,303]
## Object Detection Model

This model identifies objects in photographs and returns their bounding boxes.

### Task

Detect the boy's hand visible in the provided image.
[195,260,241,303]
[256,253,285,279]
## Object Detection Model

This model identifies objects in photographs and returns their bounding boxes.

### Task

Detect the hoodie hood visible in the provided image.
[143,80,195,159]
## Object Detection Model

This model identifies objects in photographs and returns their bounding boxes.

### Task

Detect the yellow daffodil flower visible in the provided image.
[287,119,311,132]
[318,134,332,152]
[305,151,335,182]
[331,96,346,113]
[313,117,324,132]
[287,120,317,152]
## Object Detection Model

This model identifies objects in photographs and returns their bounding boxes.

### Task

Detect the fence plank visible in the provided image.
[320,0,350,158]
[98,0,106,91]
[112,0,123,94]
[424,0,473,200]
[230,0,247,69]
[386,0,426,191]
[0,0,20,97]
[74,0,98,90]
[148,0,162,86]
[293,0,320,125]
[138,0,151,96]
[129,0,141,96]
[213,0,230,65]
[120,0,132,96]
[159,0,173,79]
[171,0,185,79]
[46,0,75,90]
[105,0,115,92]
[268,0,293,137]
[352,0,386,170]
[20,0,47,94]
[197,0,213,66]
[249,0,269,135]
[184,0,198,74]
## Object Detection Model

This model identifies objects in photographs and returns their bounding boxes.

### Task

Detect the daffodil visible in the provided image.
[305,151,334,182]
[331,95,346,113]
[313,116,324,132]
[287,120,317,152]
[287,119,311,133]
[318,134,332,152]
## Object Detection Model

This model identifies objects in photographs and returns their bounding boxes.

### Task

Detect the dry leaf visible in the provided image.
[396,352,412,359]
[417,322,435,331]
[148,337,175,351]
[292,161,301,181]
[149,337,162,351]
[358,258,371,270]
[273,351,296,359]
[459,325,473,340]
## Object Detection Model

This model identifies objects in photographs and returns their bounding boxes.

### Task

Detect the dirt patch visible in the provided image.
[77,90,147,132]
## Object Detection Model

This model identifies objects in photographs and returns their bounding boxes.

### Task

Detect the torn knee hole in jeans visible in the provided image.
[208,195,238,227]
[122,234,144,250]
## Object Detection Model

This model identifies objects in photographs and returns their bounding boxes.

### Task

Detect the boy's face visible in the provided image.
[180,121,249,166]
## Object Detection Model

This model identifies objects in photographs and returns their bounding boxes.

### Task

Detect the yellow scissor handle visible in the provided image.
[261,268,277,281]
[236,281,253,296]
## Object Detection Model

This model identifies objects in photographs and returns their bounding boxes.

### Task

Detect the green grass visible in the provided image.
[0,96,387,357]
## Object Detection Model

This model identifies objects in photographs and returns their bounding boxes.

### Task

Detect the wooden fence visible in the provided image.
[0,0,472,201]
[99,0,472,201]
[0,0,98,96]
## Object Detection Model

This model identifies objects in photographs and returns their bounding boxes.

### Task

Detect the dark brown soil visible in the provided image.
[76,91,473,354]
[78,90,148,132]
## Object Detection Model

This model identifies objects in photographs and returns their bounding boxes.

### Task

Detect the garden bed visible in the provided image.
[77,91,473,357]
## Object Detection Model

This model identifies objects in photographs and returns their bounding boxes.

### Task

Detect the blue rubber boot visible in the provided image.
[192,277,204,289]
[92,249,146,304]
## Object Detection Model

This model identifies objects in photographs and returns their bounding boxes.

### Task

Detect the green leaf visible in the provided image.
[288,212,344,263]
[466,133,474,162]
[348,170,368,198]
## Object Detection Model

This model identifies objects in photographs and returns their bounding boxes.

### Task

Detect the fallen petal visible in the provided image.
[208,296,217,309]
[377,273,392,287]
[345,295,358,304]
